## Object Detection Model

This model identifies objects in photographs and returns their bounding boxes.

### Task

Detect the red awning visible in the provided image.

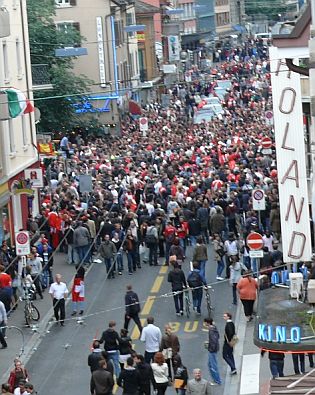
[129,100,142,115]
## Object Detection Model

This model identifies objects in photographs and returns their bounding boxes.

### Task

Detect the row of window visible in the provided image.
[183,3,196,19]
[216,11,230,26]
[7,116,29,154]
[215,0,229,6]
[2,39,23,81]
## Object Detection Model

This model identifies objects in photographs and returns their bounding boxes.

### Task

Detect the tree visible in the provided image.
[27,0,95,133]
[245,0,292,21]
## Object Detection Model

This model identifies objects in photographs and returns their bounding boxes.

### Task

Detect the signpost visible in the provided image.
[15,231,30,256]
[252,189,266,211]
[139,117,148,136]
[261,136,273,155]
[247,232,264,251]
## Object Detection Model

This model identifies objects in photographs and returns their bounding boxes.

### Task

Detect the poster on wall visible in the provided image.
[24,168,43,188]
[270,47,312,263]
[168,36,180,62]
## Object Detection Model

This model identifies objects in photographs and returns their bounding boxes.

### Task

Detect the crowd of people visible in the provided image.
[0,37,294,392]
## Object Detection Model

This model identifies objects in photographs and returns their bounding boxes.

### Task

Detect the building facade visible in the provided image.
[54,0,140,129]
[0,0,39,243]
[215,0,231,36]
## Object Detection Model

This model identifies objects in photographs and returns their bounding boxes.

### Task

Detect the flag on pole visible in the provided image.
[5,88,34,118]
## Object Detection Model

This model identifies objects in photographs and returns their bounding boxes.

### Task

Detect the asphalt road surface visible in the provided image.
[25,244,237,395]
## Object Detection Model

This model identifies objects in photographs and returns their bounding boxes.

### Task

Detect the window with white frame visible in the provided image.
[2,41,9,81]
[56,21,81,47]
[8,119,15,153]
[16,38,22,77]
[55,0,76,7]
[22,115,28,146]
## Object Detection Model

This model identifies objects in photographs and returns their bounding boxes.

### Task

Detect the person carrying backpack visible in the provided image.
[164,221,176,266]
[187,262,206,315]
[145,222,159,266]
[124,285,142,334]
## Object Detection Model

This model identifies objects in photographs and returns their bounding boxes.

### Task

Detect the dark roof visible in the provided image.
[269,372,315,394]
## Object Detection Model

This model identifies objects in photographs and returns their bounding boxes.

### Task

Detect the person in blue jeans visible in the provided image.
[192,236,208,282]
[261,350,284,379]
[187,262,206,315]
[204,318,222,385]
[99,320,121,378]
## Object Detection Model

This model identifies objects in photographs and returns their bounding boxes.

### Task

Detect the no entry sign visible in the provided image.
[247,232,264,251]
[139,117,148,131]
[261,137,272,149]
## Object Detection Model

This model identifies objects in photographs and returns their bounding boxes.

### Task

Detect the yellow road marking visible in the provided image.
[130,318,146,340]
[150,276,164,293]
[141,296,155,315]
[184,321,199,332]
[159,265,168,274]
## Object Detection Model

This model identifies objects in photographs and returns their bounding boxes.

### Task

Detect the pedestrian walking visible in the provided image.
[99,321,121,378]
[0,301,7,349]
[161,324,180,379]
[73,221,91,265]
[222,312,237,375]
[145,222,159,266]
[88,340,105,373]
[134,354,153,395]
[1,383,12,395]
[119,329,133,370]
[167,263,187,316]
[140,316,162,363]
[291,353,305,375]
[229,256,247,305]
[71,266,85,316]
[8,360,28,393]
[151,352,169,395]
[192,237,208,281]
[173,355,188,395]
[90,359,114,395]
[12,379,27,395]
[117,357,140,395]
[224,234,239,279]
[99,235,117,279]
[123,231,138,274]
[187,262,206,315]
[212,234,225,281]
[261,350,285,379]
[49,274,69,326]
[237,270,258,321]
[124,285,142,334]
[26,252,43,300]
[204,318,221,385]
[186,369,212,395]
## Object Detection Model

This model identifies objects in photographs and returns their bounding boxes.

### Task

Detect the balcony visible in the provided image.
[31,64,53,91]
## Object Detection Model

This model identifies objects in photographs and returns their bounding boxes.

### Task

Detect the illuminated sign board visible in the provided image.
[270,47,312,262]
[258,324,301,344]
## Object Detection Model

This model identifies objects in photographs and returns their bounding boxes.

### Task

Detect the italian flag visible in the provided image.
[5,88,34,118]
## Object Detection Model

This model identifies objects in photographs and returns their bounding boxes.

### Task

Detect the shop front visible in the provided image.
[0,182,11,246]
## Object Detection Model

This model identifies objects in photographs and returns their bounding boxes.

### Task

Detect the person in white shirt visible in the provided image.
[49,274,69,326]
[14,379,28,395]
[140,316,162,363]
[151,352,169,395]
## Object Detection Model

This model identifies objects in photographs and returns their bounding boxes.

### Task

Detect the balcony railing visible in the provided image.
[31,64,53,90]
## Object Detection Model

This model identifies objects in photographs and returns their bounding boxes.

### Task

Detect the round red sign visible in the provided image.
[246,232,264,251]
[16,232,28,245]
[261,137,272,149]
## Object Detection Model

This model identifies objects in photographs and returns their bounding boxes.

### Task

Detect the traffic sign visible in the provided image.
[15,231,30,256]
[252,188,266,211]
[247,232,264,251]
[249,250,264,258]
[265,111,273,120]
[261,137,272,149]
[139,117,148,132]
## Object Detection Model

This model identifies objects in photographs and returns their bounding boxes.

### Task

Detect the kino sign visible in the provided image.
[270,47,312,262]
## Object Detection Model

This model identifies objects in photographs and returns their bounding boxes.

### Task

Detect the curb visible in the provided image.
[223,301,245,395]
[1,263,94,382]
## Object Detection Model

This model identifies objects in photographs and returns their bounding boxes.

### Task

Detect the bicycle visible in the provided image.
[204,286,214,319]
[24,288,40,326]
[184,288,191,318]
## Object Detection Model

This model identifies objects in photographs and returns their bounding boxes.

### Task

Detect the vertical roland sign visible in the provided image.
[270,47,311,262]
[96,17,106,87]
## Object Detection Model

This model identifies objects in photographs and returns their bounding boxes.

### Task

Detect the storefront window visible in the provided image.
[0,205,11,246]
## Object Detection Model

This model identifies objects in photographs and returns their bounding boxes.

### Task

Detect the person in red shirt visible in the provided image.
[163,221,176,266]
[0,265,12,311]
[176,217,188,256]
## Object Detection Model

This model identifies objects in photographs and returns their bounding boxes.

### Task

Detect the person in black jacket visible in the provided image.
[119,329,133,371]
[88,340,104,373]
[134,354,153,395]
[168,263,187,316]
[90,359,114,395]
[117,357,141,395]
[261,350,285,379]
[99,321,121,378]
[124,285,142,334]
[222,312,237,375]
[204,318,222,385]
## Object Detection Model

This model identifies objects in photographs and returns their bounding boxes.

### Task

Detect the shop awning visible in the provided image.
[128,100,142,115]
[232,25,246,33]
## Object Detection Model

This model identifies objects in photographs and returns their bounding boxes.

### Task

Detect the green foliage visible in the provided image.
[245,0,290,20]
[27,0,94,133]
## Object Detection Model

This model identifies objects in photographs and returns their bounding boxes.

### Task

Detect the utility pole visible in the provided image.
[310,0,315,247]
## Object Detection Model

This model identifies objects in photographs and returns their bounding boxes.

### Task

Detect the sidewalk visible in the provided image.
[0,252,78,382]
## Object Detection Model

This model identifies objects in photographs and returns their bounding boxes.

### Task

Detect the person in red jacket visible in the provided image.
[71,266,85,316]
[163,221,176,266]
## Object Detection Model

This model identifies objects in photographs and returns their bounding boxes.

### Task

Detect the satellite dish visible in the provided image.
[34,107,41,124]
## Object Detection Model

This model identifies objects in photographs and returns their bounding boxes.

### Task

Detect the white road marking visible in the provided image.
[240,354,261,394]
